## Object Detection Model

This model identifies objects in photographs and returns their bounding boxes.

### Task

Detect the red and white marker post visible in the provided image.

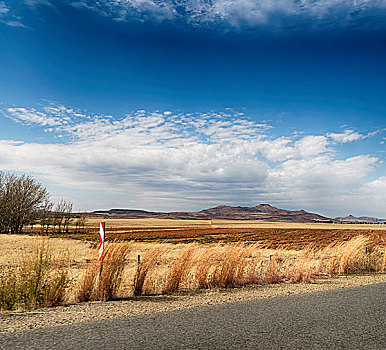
[98,222,105,262]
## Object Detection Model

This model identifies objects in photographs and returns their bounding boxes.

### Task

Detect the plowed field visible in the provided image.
[56,227,386,249]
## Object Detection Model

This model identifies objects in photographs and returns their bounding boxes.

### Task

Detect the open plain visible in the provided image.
[57,218,386,248]
[1,219,385,334]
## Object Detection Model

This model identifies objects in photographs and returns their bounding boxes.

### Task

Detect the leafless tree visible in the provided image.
[39,198,54,235]
[63,200,73,233]
[54,199,73,233]
[0,172,15,233]
[0,172,49,234]
[54,199,66,233]
[74,212,87,233]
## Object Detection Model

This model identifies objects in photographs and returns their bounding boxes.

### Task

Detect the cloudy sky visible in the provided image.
[0,1,385,217]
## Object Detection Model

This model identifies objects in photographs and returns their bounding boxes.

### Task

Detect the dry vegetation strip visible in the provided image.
[83,218,386,230]
[1,234,385,311]
[56,227,386,248]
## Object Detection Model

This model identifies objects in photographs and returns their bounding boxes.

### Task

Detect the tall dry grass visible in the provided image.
[0,243,70,311]
[77,242,131,301]
[194,245,221,289]
[1,235,385,310]
[149,236,386,295]
[133,246,164,296]
[163,244,196,293]
[208,244,251,288]
[323,235,384,275]
[161,235,385,294]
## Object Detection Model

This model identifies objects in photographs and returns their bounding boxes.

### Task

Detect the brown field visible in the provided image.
[1,219,385,311]
[84,218,386,230]
[48,218,386,249]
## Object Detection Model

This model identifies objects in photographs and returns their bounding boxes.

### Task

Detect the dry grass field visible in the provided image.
[53,218,386,249]
[0,234,93,270]
[1,219,385,311]
[85,218,386,230]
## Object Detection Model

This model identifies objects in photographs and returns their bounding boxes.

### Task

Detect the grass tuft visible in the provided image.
[77,242,131,301]
[325,235,384,275]
[133,246,164,296]
[0,243,70,311]
[163,244,196,293]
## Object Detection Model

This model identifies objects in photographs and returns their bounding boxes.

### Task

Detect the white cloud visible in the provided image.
[1,104,384,216]
[24,0,54,7]
[328,129,365,143]
[64,0,386,29]
[6,107,64,126]
[71,0,176,22]
[295,135,329,158]
[365,176,386,194]
[0,1,25,27]
[255,137,294,162]
[4,0,386,30]
[270,155,378,189]
[0,2,9,15]
[0,139,24,145]
[333,176,386,217]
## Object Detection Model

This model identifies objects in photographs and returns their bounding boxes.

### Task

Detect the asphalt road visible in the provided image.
[1,283,385,350]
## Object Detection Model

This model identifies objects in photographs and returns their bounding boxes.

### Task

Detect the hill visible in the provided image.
[93,204,332,223]
[335,215,386,224]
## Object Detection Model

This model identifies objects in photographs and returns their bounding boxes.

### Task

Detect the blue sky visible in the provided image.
[0,1,385,217]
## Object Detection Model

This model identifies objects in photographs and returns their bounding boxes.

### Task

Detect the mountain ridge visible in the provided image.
[334,215,386,224]
[93,204,335,223]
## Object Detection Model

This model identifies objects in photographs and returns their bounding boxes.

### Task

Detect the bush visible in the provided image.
[0,172,49,234]
[0,243,70,310]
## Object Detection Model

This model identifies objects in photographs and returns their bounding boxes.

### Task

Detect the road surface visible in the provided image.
[1,282,385,349]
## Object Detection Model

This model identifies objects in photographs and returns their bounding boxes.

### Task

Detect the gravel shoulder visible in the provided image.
[1,273,385,333]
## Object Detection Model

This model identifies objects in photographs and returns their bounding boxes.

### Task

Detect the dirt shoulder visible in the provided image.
[1,274,385,334]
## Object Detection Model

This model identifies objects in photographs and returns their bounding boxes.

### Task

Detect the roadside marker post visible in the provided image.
[98,222,105,262]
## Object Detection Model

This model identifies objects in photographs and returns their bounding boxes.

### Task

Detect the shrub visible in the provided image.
[0,243,70,310]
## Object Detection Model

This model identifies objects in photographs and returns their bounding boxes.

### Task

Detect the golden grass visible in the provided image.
[0,242,70,310]
[77,243,131,301]
[85,218,386,230]
[194,245,222,289]
[1,234,385,311]
[163,244,196,293]
[322,236,385,275]
[133,245,165,296]
[86,218,212,228]
[0,234,93,269]
[209,244,246,288]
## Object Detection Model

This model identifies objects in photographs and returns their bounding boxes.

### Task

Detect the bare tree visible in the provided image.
[63,200,73,233]
[0,172,49,234]
[54,199,66,233]
[54,199,73,233]
[39,198,54,235]
[0,172,14,233]
[74,212,87,233]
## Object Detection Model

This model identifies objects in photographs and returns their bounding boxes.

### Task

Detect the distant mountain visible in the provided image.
[94,209,158,216]
[335,215,386,224]
[92,204,333,223]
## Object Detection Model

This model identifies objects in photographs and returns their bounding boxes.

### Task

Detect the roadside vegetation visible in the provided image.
[1,235,385,311]
[0,242,70,310]
[1,172,385,312]
[58,227,386,248]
